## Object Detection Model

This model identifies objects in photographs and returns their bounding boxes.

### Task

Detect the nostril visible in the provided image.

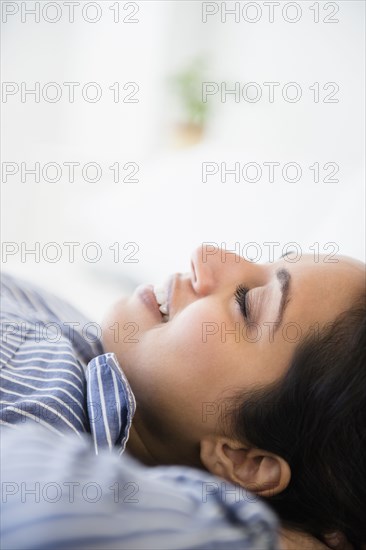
[191,260,196,283]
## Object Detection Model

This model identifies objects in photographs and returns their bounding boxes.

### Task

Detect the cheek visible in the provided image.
[129,305,217,386]
[172,302,221,351]
[160,308,233,392]
[109,300,238,410]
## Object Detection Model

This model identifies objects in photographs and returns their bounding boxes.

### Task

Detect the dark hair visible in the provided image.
[224,299,366,549]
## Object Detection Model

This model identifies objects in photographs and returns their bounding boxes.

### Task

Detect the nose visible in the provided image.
[191,244,259,296]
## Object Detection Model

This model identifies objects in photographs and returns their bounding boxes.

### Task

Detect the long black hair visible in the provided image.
[224,298,366,549]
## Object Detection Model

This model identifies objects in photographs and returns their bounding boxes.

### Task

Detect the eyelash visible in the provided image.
[234,284,250,320]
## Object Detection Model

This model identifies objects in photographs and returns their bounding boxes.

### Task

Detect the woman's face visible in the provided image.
[101,245,365,466]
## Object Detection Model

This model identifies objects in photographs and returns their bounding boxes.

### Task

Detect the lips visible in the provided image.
[136,284,163,321]
[136,275,176,324]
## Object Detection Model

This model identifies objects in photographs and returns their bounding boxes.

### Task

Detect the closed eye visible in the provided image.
[234,284,250,320]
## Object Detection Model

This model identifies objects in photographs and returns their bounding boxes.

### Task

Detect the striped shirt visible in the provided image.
[0,271,280,549]
[0,271,135,454]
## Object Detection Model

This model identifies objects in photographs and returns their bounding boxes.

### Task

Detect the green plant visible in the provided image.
[170,57,210,127]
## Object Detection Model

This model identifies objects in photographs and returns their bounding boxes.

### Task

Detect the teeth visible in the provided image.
[154,285,168,306]
[159,303,168,315]
[153,285,169,321]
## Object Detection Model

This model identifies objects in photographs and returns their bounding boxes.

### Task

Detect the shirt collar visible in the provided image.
[85,352,136,455]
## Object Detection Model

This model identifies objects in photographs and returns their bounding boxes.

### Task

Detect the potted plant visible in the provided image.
[170,57,210,147]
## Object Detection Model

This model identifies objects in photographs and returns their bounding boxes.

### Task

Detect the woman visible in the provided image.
[1,244,365,549]
[102,244,366,549]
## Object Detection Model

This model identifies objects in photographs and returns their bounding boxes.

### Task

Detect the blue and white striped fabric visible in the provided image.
[0,271,135,454]
[0,271,281,549]
[0,423,280,550]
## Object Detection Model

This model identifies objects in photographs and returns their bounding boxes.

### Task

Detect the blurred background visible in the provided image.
[1,1,365,322]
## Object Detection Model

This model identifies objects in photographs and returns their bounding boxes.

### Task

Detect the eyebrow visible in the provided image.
[273,268,292,333]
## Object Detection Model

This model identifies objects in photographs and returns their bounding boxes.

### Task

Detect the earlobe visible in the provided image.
[200,436,291,498]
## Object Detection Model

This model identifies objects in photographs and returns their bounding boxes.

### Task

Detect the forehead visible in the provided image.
[274,254,365,321]
[276,253,364,281]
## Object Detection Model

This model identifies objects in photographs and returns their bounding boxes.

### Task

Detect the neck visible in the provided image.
[126,414,204,469]
[126,420,159,466]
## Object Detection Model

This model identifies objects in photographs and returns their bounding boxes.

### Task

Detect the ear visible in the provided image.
[200,435,291,497]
